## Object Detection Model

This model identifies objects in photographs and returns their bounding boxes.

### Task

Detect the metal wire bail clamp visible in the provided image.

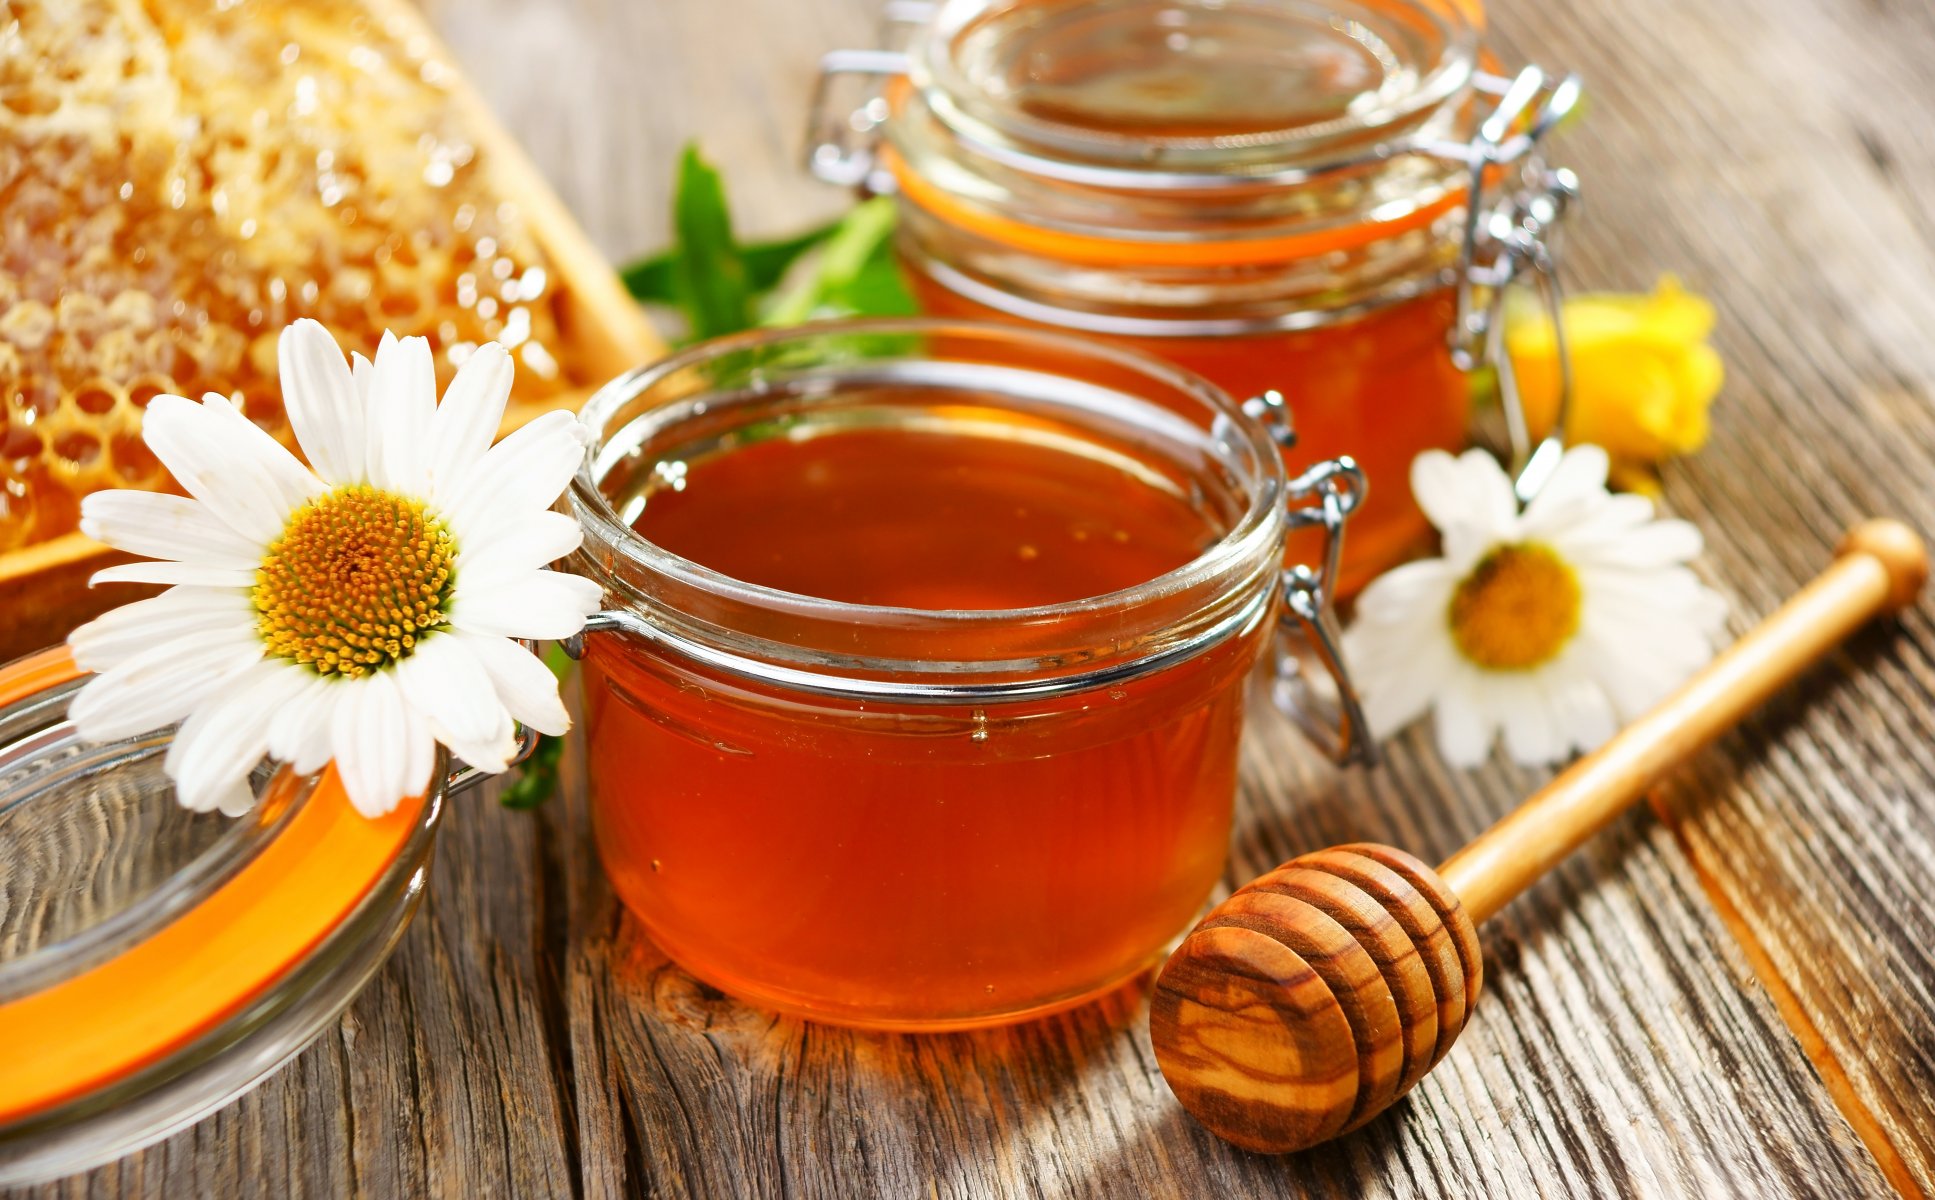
[802,2,931,190]
[1275,457,1376,767]
[1438,66,1585,502]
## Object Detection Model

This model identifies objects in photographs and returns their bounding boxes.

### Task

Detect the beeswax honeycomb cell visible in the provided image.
[0,0,579,551]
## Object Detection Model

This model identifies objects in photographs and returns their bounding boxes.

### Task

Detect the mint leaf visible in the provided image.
[761,196,912,324]
[624,219,840,304]
[669,144,753,339]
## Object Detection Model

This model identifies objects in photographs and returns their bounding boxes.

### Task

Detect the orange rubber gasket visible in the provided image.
[0,647,428,1123]
[887,146,1472,269]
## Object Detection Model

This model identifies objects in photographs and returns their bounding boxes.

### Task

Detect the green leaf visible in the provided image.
[669,144,754,339]
[623,219,841,304]
[761,196,912,324]
[619,254,676,303]
[837,253,918,318]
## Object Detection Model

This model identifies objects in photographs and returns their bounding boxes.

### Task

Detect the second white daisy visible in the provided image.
[1342,445,1729,767]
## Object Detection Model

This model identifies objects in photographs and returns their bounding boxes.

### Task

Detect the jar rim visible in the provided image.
[567,318,1292,691]
[908,0,1481,190]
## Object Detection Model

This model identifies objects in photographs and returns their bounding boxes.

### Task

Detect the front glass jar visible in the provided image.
[566,320,1348,1031]
[811,0,1575,593]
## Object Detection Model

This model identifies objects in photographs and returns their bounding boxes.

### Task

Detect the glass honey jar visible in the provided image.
[808,0,1580,593]
[564,320,1369,1030]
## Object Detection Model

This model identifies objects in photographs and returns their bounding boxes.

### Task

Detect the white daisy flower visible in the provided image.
[65,319,602,818]
[1341,444,1729,767]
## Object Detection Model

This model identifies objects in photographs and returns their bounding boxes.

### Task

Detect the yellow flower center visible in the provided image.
[1446,542,1582,671]
[254,485,455,677]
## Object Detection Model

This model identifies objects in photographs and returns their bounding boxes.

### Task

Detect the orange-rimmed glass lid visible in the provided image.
[912,0,1481,183]
[0,647,436,1180]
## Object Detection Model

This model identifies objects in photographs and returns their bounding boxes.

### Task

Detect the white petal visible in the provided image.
[278,319,365,485]
[436,704,516,777]
[1563,519,1705,571]
[1431,687,1495,766]
[449,569,602,640]
[1366,627,1462,738]
[1496,674,1562,766]
[142,393,323,544]
[330,670,418,818]
[440,411,590,548]
[352,352,375,409]
[1349,557,1458,628]
[67,630,265,742]
[166,661,308,814]
[455,511,584,584]
[401,704,439,808]
[455,630,570,736]
[80,491,262,567]
[1526,499,1656,557]
[1413,448,1518,554]
[1545,666,1618,756]
[267,671,342,775]
[69,587,254,672]
[1408,450,1470,528]
[428,342,513,504]
[1519,445,1610,530]
[394,634,517,771]
[1574,636,1674,723]
[214,775,259,818]
[365,332,437,496]
[1361,659,1441,740]
[1416,449,1517,572]
[90,560,259,589]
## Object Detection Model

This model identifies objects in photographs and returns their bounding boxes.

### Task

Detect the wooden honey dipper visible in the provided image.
[1150,519,1928,1154]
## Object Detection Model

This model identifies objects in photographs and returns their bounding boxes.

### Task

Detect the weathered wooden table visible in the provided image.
[22,0,1935,1195]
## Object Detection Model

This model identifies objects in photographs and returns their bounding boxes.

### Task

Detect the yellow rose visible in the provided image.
[1505,275,1724,469]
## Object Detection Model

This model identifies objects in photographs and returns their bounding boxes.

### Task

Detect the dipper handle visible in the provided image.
[1439,518,1927,922]
[1151,519,1925,1155]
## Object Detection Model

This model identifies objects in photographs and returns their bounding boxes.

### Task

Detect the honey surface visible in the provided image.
[0,0,575,551]
[585,420,1259,1028]
[633,424,1213,609]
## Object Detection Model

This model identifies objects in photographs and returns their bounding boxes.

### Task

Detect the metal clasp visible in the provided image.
[804,4,929,189]
[1275,458,1376,767]
[1241,390,1297,449]
[445,725,541,796]
[1434,66,1584,502]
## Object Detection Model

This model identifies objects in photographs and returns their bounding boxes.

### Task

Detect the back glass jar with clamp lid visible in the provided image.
[809,0,1581,592]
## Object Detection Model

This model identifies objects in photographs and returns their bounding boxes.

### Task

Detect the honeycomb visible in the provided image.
[0,0,577,552]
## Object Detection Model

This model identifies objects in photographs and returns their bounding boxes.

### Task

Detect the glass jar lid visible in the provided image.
[867,0,1500,277]
[915,0,1481,181]
[0,648,444,1186]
